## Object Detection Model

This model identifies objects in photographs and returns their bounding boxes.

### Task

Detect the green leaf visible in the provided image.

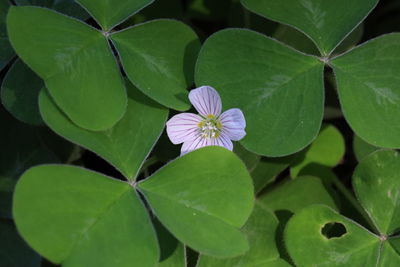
[187,0,231,21]
[0,220,40,267]
[251,156,292,194]
[76,0,154,30]
[233,143,260,172]
[259,176,336,215]
[285,205,400,267]
[290,124,345,178]
[353,150,400,235]
[197,202,290,266]
[0,0,14,70]
[241,0,378,55]
[331,34,400,148]
[138,147,254,257]
[39,81,168,181]
[13,165,159,266]
[1,59,43,125]
[111,19,201,111]
[15,0,89,20]
[195,29,324,156]
[7,6,127,131]
[273,24,319,56]
[154,220,185,267]
[353,134,379,162]
[285,205,391,267]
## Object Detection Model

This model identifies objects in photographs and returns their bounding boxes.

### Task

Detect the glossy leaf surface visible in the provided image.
[138,147,254,257]
[241,0,378,55]
[331,34,400,148]
[291,125,345,177]
[7,6,127,130]
[196,29,324,156]
[76,0,154,30]
[13,165,159,266]
[1,59,43,125]
[353,150,400,235]
[111,19,200,111]
[39,82,168,181]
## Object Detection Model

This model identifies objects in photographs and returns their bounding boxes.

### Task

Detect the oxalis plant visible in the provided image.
[1,0,400,266]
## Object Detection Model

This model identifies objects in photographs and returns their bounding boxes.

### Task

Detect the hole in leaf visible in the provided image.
[321,222,347,239]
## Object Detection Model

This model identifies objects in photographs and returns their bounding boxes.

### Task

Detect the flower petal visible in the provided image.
[181,135,210,155]
[215,133,233,151]
[166,113,201,144]
[189,86,222,117]
[220,108,246,141]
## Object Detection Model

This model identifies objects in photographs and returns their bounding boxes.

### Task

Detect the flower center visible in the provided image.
[198,114,222,139]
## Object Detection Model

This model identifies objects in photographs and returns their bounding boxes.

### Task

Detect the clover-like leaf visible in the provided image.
[0,0,14,70]
[39,81,168,181]
[7,6,127,131]
[13,165,159,267]
[241,0,378,55]
[138,147,254,257]
[290,124,345,178]
[353,150,400,236]
[76,0,154,30]
[197,202,290,267]
[196,29,324,156]
[111,19,201,111]
[331,34,400,148]
[1,59,43,125]
[285,205,400,266]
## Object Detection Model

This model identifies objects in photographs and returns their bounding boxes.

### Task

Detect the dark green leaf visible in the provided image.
[196,29,324,156]
[138,147,254,257]
[111,19,201,111]
[241,0,378,55]
[39,82,168,181]
[331,34,400,148]
[1,59,43,125]
[13,165,159,266]
[0,0,14,70]
[7,6,127,131]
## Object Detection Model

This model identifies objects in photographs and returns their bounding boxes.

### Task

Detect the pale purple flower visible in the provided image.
[166,86,246,155]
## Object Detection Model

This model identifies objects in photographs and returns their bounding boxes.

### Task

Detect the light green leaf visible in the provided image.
[331,34,400,148]
[353,134,379,162]
[39,81,168,181]
[1,59,43,125]
[13,165,159,266]
[285,205,400,266]
[0,220,40,267]
[111,19,200,111]
[241,0,378,55]
[197,202,289,267]
[353,150,400,235]
[7,6,127,131]
[290,124,345,178]
[0,0,14,70]
[76,0,154,30]
[138,147,254,257]
[195,29,324,156]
